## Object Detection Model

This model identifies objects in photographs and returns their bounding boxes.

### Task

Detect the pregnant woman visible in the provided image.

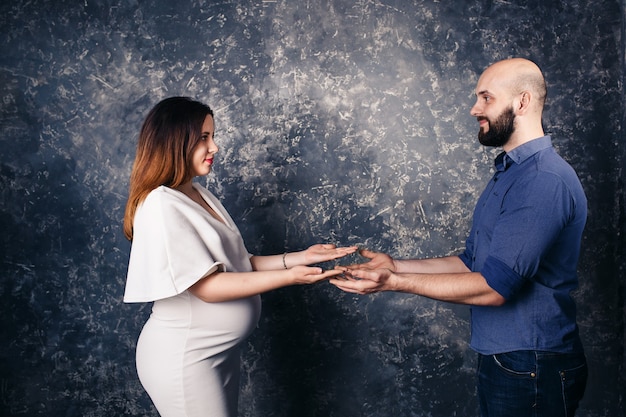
[123,96,356,416]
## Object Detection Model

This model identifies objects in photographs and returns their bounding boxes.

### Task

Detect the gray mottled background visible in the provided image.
[1,1,624,416]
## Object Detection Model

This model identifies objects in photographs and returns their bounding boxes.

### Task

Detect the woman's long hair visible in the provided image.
[123,97,213,240]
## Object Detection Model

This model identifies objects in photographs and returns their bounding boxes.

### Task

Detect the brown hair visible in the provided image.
[123,97,214,240]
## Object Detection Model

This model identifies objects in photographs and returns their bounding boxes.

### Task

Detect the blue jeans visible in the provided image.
[477,350,587,417]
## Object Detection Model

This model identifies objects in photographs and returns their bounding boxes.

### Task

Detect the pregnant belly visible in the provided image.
[147,292,262,359]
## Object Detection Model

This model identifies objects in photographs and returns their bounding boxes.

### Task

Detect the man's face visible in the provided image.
[477,105,515,148]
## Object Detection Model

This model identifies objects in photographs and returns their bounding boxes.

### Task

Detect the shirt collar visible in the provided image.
[495,135,552,171]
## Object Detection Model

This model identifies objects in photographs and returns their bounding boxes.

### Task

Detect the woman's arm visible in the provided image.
[190,244,357,303]
[189,266,343,303]
[250,244,358,271]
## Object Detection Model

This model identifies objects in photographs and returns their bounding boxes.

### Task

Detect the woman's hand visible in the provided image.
[289,265,345,285]
[302,244,358,265]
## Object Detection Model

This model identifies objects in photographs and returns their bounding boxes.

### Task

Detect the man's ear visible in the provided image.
[516,91,532,114]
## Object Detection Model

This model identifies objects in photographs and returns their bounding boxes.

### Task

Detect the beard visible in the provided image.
[478,106,515,147]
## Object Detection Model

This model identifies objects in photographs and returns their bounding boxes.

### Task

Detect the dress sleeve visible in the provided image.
[123,189,225,303]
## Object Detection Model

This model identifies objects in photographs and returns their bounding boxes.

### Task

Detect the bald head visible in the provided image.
[482,58,547,109]
[471,58,547,150]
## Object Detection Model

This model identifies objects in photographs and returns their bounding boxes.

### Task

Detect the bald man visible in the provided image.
[331,58,588,417]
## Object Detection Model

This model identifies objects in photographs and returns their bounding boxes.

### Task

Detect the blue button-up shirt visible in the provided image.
[459,136,587,354]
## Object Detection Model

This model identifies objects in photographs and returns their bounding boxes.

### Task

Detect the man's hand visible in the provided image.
[329,267,394,294]
[339,248,396,272]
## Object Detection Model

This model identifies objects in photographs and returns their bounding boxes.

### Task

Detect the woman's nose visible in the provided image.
[209,139,219,153]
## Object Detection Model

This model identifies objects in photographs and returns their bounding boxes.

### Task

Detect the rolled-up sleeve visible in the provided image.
[481,255,525,300]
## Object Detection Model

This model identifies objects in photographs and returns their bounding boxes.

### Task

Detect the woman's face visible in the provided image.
[189,114,218,177]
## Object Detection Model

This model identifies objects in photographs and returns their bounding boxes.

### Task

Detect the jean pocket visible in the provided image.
[492,351,536,377]
[560,361,588,413]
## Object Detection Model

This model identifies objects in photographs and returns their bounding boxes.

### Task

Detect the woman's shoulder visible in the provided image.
[143,185,184,204]
[137,186,185,216]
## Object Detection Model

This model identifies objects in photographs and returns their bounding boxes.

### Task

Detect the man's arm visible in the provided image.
[331,254,506,306]
[394,254,471,274]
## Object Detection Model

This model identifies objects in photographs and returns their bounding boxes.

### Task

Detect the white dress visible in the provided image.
[124,185,261,417]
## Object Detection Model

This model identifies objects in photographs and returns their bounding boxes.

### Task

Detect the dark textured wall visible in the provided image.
[1,1,624,416]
